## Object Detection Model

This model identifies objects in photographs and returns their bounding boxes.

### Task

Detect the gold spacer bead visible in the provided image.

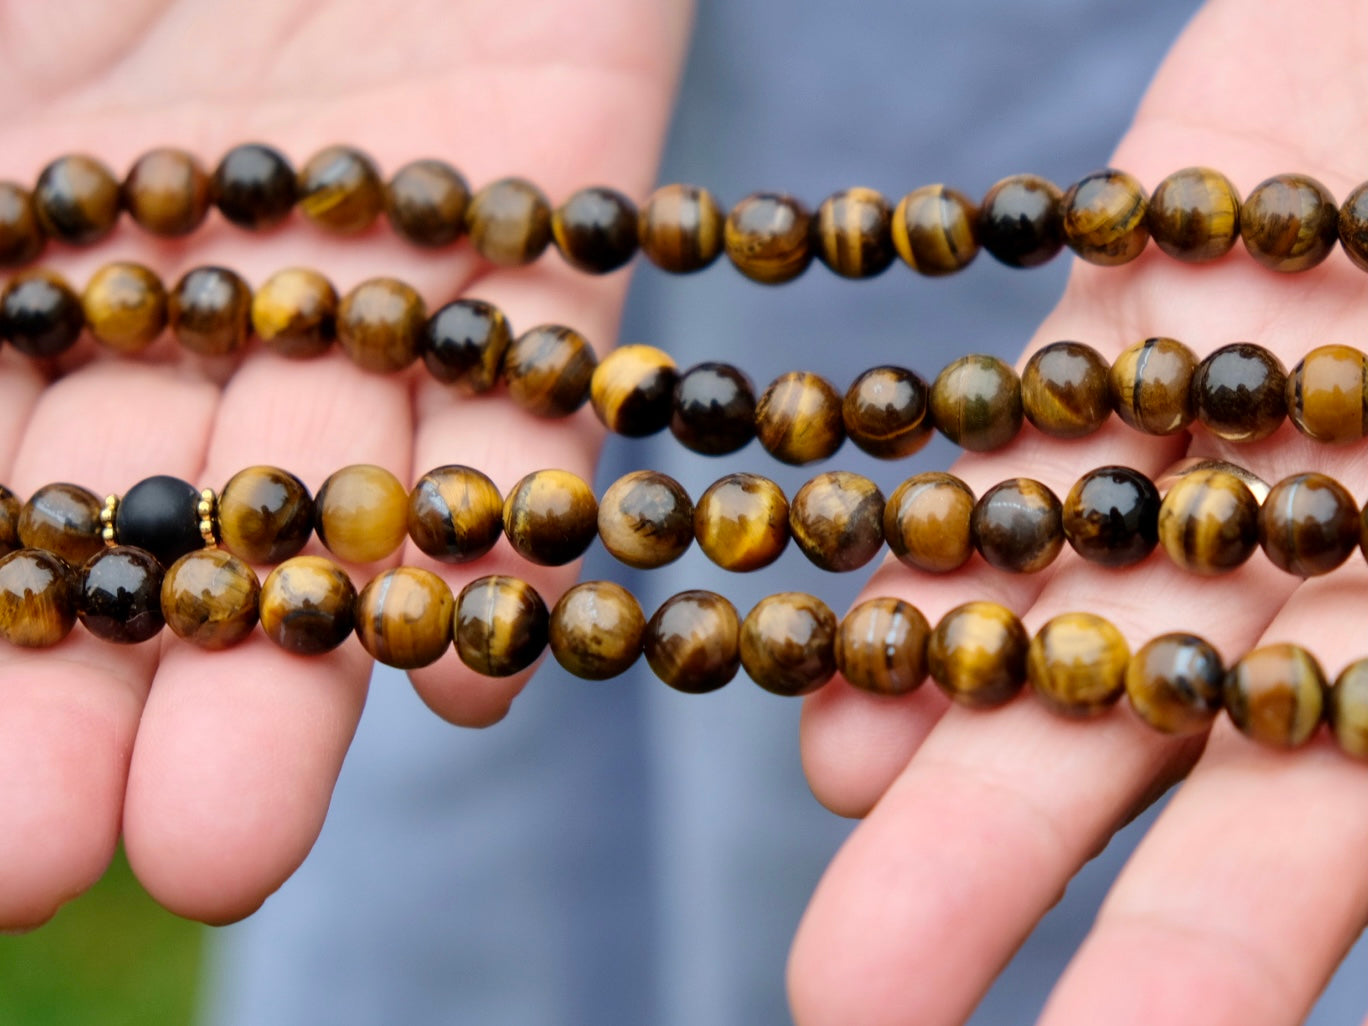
[198,487,219,548]
[100,494,119,547]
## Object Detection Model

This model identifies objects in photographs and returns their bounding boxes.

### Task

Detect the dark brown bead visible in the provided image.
[597,471,693,570]
[0,548,77,647]
[670,362,756,455]
[0,183,45,266]
[0,485,19,555]
[1062,466,1159,568]
[465,177,552,266]
[724,192,813,284]
[891,184,979,275]
[590,344,677,437]
[884,472,975,574]
[929,354,1023,451]
[1062,169,1149,265]
[644,590,740,694]
[1259,472,1359,576]
[754,371,845,465]
[161,548,261,650]
[552,186,638,274]
[549,580,645,680]
[842,365,933,458]
[693,473,789,572]
[1191,343,1286,443]
[122,148,211,238]
[1021,341,1111,438]
[169,266,251,357]
[251,268,337,359]
[82,262,167,354]
[1286,344,1368,443]
[385,159,469,248]
[638,184,725,273]
[835,597,929,697]
[789,471,885,572]
[218,465,315,564]
[1225,643,1326,748]
[815,187,895,278]
[78,546,165,644]
[212,143,297,230]
[1330,659,1368,760]
[978,174,1064,268]
[407,465,503,565]
[33,154,120,245]
[314,464,409,564]
[1126,633,1224,735]
[0,270,84,358]
[18,483,103,565]
[454,574,548,677]
[740,592,838,697]
[259,555,357,655]
[1147,167,1241,263]
[927,601,1028,708]
[502,469,598,567]
[971,477,1063,573]
[336,277,425,374]
[1340,181,1368,273]
[503,325,597,418]
[1158,466,1260,575]
[296,145,384,235]
[1027,613,1129,718]
[355,566,454,669]
[1240,173,1339,272]
[421,299,511,393]
[1108,337,1197,435]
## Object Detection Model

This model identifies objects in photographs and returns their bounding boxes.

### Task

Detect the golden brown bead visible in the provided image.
[789,471,885,572]
[422,299,511,393]
[18,483,104,565]
[1240,173,1339,272]
[740,592,838,697]
[1062,169,1149,265]
[644,590,740,694]
[590,344,678,437]
[454,574,548,677]
[81,262,167,354]
[1340,181,1368,273]
[754,371,845,465]
[815,187,895,279]
[637,184,725,274]
[1258,472,1359,577]
[33,154,120,245]
[552,186,639,274]
[549,580,645,680]
[336,277,425,374]
[314,464,409,564]
[465,177,552,266]
[503,325,597,418]
[78,545,165,644]
[122,147,211,238]
[929,354,1023,451]
[386,159,469,248]
[0,270,84,358]
[0,485,20,555]
[355,566,455,669]
[835,597,930,697]
[1157,467,1260,575]
[259,555,357,655]
[1027,612,1129,718]
[927,601,1028,708]
[1021,341,1112,438]
[1330,659,1368,760]
[724,192,813,284]
[0,549,77,647]
[1125,633,1224,735]
[161,547,261,650]
[251,268,337,359]
[169,266,251,356]
[213,143,297,230]
[1225,643,1326,748]
[0,183,45,266]
[406,465,503,564]
[842,365,933,458]
[972,478,1063,574]
[693,473,789,572]
[670,362,757,456]
[1108,337,1197,435]
[1147,167,1241,263]
[502,469,598,567]
[978,174,1063,268]
[1062,466,1160,568]
[597,471,693,569]
[296,145,384,235]
[891,184,979,275]
[883,472,975,574]
[1191,343,1286,443]
[1286,344,1368,443]
[218,465,315,564]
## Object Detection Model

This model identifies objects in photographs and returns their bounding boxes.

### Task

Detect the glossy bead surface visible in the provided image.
[502,469,598,567]
[590,344,677,437]
[815,187,895,278]
[1126,633,1224,735]
[835,597,929,697]
[314,464,409,564]
[978,174,1064,268]
[842,365,933,458]
[169,266,251,356]
[296,145,383,234]
[218,465,315,564]
[927,601,1028,708]
[552,186,638,274]
[754,371,845,465]
[1192,343,1286,442]
[884,472,975,574]
[0,485,19,555]
[0,183,45,266]
[790,471,885,572]
[336,277,425,373]
[465,177,552,266]
[670,362,756,455]
[1286,344,1368,443]
[1224,643,1326,748]
[1062,169,1149,265]
[123,147,211,237]
[259,555,356,655]
[407,465,502,564]
[1109,337,1197,435]
[693,473,789,572]
[1329,659,1368,759]
[741,593,837,696]
[637,184,725,273]
[1,271,83,358]
[33,154,120,245]
[1157,467,1260,575]
[18,483,103,564]
[82,262,167,354]
[212,143,297,230]
[421,299,511,393]
[1027,613,1129,718]
[1147,167,1241,263]
[78,546,165,644]
[161,548,260,649]
[1021,341,1111,438]
[644,590,739,694]
[930,354,1023,452]
[503,325,597,417]
[971,477,1063,573]
[891,184,978,275]
[1062,466,1159,567]
[1259,472,1359,576]
[454,575,548,677]
[0,549,77,647]
[598,471,692,569]
[549,580,645,680]
[724,192,813,284]
[355,566,454,669]
[385,159,469,247]
[251,268,337,359]
[1340,181,1368,272]
[115,475,203,567]
[1240,173,1339,272]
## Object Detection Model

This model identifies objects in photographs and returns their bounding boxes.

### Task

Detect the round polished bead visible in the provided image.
[82,262,167,354]
[1157,467,1260,575]
[842,365,933,458]
[597,471,692,569]
[1330,660,1368,760]
[251,268,337,359]
[33,154,120,245]
[407,465,502,564]
[385,159,469,247]
[552,186,638,274]
[454,575,548,677]
[979,174,1064,268]
[590,344,678,437]
[1108,337,1197,435]
[1125,633,1224,735]
[891,184,979,275]
[0,548,78,647]
[927,601,1028,708]
[18,483,103,565]
[465,177,552,266]
[502,469,598,567]
[123,148,211,237]
[549,580,645,680]
[421,299,511,393]
[638,184,725,273]
[644,590,740,694]
[835,597,930,697]
[0,271,84,358]
[0,183,45,266]
[296,145,384,235]
[1240,173,1339,272]
[314,464,409,564]
[0,485,19,555]
[971,477,1063,574]
[1027,613,1129,718]
[169,266,251,356]
[1286,344,1368,443]
[929,354,1023,452]
[78,545,165,644]
[336,277,425,373]
[1259,472,1359,576]
[884,472,975,574]
[1147,167,1241,263]
[1191,343,1286,442]
[741,592,838,697]
[815,187,895,278]
[670,362,756,455]
[1225,643,1326,748]
[1062,466,1159,567]
[503,325,597,417]
[1339,181,1368,273]
[1062,169,1149,265]
[724,192,813,284]
[114,475,202,568]
[212,143,297,230]
[259,555,357,655]
[355,566,455,669]
[754,371,845,465]
[218,466,315,564]
[161,548,261,650]
[789,471,885,572]
[1021,341,1112,438]
[693,473,789,572]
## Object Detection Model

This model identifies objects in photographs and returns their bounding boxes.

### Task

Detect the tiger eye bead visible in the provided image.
[789,471,885,572]
[78,546,165,644]
[259,555,357,655]
[82,262,167,354]
[1191,343,1286,443]
[929,354,1023,452]
[18,483,103,565]
[1225,643,1326,749]
[1339,181,1368,273]
[161,548,261,650]
[1108,337,1197,435]
[927,601,1029,708]
[590,344,678,437]
[0,549,78,647]
[552,186,639,274]
[1027,613,1130,718]
[1286,344,1368,443]
[465,177,552,266]
[644,590,740,694]
[0,271,84,358]
[212,143,297,230]
[115,475,203,568]
[336,278,425,374]
[0,183,45,266]
[1021,341,1112,438]
[740,593,838,697]
[670,363,756,456]
[122,147,211,238]
[754,371,845,465]
[314,464,409,564]
[33,154,120,245]
[1126,633,1224,735]
[842,366,933,458]
[598,471,693,570]
[971,478,1063,574]
[815,187,895,278]
[1258,472,1359,576]
[1147,167,1241,263]
[724,192,813,284]
[169,266,251,356]
[891,184,979,275]
[1062,169,1149,265]
[693,473,789,572]
[835,597,930,697]
[1240,173,1339,272]
[385,159,470,247]
[407,465,503,564]
[1329,660,1368,760]
[421,299,511,393]
[637,184,725,274]
[296,145,384,235]
[355,566,455,669]
[503,325,597,417]
[884,472,975,574]
[1062,466,1159,567]
[549,580,645,680]
[251,268,337,359]
[454,575,549,677]
[1157,467,1260,575]
[502,469,598,567]
[218,465,315,564]
[978,174,1064,268]
[0,485,20,555]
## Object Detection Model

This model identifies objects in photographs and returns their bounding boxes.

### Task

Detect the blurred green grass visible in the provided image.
[0,846,202,1026]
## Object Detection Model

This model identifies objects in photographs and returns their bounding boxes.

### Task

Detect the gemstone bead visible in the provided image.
[314,464,409,564]
[18,483,103,565]
[724,192,813,284]
[406,465,503,564]
[213,143,297,230]
[891,184,979,275]
[754,371,845,465]
[971,477,1063,573]
[385,159,469,247]
[114,475,203,567]
[549,580,645,680]
[122,147,211,237]
[336,277,425,373]
[0,183,44,266]
[0,549,78,647]
[637,184,725,273]
[552,186,638,274]
[218,466,315,564]
[421,299,511,394]
[1027,613,1129,718]
[33,154,120,245]
[842,366,933,458]
[1,270,84,358]
[929,355,1023,451]
[465,177,552,266]
[1125,633,1224,735]
[1258,472,1359,576]
[590,344,678,437]
[1329,659,1368,760]
[259,555,357,655]
[161,548,261,650]
[693,473,789,572]
[740,592,838,696]
[927,601,1029,708]
[1286,344,1368,443]
[835,597,930,697]
[1147,167,1241,263]
[0,485,19,555]
[1339,181,1368,272]
[454,575,548,677]
[251,268,337,359]
[502,469,598,566]
[82,262,167,354]
[354,566,455,669]
[78,545,165,644]
[296,145,384,234]
[670,362,756,455]
[1061,169,1149,265]
[1240,173,1339,272]
[815,187,895,278]
[644,590,740,694]
[978,174,1063,267]
[1062,466,1159,567]
[1021,341,1111,438]
[1108,337,1197,435]
[1191,343,1286,442]
[789,471,885,572]
[597,471,693,569]
[1157,467,1260,575]
[169,266,251,356]
[1224,643,1326,748]
[503,325,597,417]
[884,472,976,574]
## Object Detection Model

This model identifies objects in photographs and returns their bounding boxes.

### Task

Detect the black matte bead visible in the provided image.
[78,545,166,643]
[212,143,297,230]
[670,362,757,455]
[115,475,203,567]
